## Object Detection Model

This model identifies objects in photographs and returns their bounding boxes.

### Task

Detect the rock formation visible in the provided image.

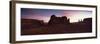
[83,18,92,24]
[48,15,70,25]
[21,19,44,29]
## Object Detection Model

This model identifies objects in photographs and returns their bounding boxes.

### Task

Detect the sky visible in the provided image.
[21,8,92,23]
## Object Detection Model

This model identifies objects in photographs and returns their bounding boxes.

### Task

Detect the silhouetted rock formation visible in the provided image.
[21,19,44,29]
[48,15,70,25]
[21,15,92,35]
[83,18,92,24]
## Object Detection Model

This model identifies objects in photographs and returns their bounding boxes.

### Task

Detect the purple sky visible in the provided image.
[21,8,92,23]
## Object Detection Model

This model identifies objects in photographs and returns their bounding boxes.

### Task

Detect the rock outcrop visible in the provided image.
[48,15,70,25]
[21,19,44,29]
[83,18,92,24]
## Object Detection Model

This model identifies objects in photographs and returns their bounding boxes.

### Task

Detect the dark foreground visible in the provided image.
[21,16,92,35]
[21,22,92,35]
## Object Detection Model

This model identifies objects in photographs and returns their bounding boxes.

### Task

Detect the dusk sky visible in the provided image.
[21,8,92,23]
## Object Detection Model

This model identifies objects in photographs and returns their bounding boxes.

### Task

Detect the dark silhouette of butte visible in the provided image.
[48,15,70,25]
[21,14,92,35]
